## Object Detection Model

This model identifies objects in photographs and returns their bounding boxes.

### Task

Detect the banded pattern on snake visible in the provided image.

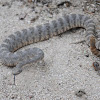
[0,14,97,75]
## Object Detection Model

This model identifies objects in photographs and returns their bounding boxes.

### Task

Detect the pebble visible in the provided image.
[2,2,12,8]
[30,16,39,22]
[37,3,43,7]
[29,95,34,99]
[75,89,86,97]
[57,0,72,7]
[49,5,57,9]
[84,51,89,57]
[19,13,27,20]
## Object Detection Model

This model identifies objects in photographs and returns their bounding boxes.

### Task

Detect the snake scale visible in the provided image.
[0,14,99,75]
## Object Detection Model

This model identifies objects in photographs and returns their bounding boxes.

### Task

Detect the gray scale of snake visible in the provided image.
[0,14,96,75]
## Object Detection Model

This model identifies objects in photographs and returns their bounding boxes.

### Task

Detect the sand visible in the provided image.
[0,0,100,100]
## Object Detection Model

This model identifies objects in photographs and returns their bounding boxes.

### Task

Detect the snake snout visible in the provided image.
[12,67,22,75]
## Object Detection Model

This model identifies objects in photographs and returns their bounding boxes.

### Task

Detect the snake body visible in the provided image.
[0,14,97,75]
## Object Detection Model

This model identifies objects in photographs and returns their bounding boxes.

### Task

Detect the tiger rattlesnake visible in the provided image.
[0,14,98,75]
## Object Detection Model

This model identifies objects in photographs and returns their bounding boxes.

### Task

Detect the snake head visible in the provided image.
[12,67,22,75]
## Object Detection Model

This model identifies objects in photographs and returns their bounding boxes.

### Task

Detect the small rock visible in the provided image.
[49,5,57,9]
[37,3,43,7]
[84,50,89,57]
[65,2,71,7]
[2,2,11,8]
[19,13,27,20]
[11,94,18,99]
[79,65,82,67]
[11,96,15,99]
[29,95,34,99]
[30,16,39,22]
[57,1,72,7]
[85,53,89,57]
[75,89,86,97]
[48,14,53,18]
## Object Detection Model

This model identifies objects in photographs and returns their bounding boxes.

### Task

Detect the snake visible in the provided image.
[0,14,99,75]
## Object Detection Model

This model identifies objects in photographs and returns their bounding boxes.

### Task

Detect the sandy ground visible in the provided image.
[0,0,100,100]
